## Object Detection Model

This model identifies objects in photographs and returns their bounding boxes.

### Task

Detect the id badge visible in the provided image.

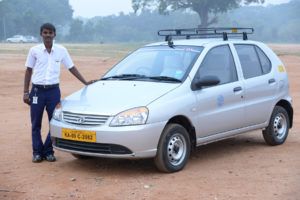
[32,96,38,104]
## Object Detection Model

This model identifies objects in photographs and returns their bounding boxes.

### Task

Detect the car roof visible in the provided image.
[146,27,263,48]
[146,38,262,48]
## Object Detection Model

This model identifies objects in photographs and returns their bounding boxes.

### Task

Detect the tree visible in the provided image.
[68,19,84,42]
[132,0,265,27]
[0,0,73,40]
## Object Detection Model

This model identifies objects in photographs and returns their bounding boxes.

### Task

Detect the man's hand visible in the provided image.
[69,67,97,85]
[23,67,32,105]
[85,79,98,85]
[23,92,30,105]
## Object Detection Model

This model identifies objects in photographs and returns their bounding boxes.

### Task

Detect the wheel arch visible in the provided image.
[166,115,196,150]
[276,100,293,128]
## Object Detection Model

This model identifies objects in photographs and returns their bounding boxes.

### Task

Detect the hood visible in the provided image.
[62,80,179,115]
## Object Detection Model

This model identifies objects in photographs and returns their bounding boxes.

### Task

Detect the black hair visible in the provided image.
[40,23,56,34]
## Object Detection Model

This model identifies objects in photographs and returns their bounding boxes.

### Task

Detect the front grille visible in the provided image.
[54,138,132,154]
[63,111,109,126]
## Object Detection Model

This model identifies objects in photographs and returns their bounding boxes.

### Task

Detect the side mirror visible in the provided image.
[191,75,220,90]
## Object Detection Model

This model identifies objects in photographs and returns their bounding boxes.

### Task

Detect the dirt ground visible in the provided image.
[0,43,299,200]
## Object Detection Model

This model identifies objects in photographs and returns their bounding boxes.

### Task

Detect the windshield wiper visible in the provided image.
[101,74,147,80]
[101,74,181,82]
[148,76,182,83]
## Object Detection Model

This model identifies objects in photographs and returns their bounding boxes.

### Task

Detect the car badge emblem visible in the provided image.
[77,116,85,124]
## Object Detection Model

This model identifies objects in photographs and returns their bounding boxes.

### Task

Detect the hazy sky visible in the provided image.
[69,0,291,18]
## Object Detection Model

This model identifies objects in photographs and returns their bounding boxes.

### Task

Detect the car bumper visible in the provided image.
[50,119,166,159]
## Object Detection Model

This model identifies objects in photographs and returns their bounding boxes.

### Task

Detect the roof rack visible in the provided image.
[158,27,254,43]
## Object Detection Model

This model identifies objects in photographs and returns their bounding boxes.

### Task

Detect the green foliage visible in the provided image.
[1,0,299,43]
[0,0,73,40]
[64,0,300,43]
[132,0,264,27]
[65,11,200,43]
[216,0,300,43]
[68,19,85,42]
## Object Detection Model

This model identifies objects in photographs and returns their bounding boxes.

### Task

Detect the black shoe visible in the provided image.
[45,154,56,162]
[32,155,43,163]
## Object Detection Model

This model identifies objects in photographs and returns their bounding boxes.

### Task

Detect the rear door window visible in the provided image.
[235,44,271,79]
[256,46,272,74]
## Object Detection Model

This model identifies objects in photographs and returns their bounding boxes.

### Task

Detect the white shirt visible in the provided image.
[25,44,74,85]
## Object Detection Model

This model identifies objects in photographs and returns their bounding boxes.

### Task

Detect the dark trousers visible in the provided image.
[30,86,60,156]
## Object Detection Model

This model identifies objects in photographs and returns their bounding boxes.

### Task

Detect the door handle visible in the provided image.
[233,86,242,92]
[268,78,276,84]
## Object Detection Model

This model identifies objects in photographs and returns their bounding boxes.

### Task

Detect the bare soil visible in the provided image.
[0,44,299,200]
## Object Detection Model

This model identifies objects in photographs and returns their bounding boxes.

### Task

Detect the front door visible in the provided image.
[193,45,245,137]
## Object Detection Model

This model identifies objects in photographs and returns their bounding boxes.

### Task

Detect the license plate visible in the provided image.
[62,128,96,143]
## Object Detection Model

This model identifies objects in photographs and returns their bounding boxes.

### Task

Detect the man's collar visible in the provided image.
[42,43,56,52]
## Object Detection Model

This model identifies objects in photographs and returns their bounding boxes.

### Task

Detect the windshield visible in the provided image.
[102,45,203,82]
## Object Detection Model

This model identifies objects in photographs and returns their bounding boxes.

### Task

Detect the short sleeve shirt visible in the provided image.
[25,44,74,85]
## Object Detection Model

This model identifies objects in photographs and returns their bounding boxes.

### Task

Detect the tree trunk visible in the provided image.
[196,8,209,28]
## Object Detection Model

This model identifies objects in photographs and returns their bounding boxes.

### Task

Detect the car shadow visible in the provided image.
[191,133,267,160]
[59,154,158,174]
[59,132,267,174]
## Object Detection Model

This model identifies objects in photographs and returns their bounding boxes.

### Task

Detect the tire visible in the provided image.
[154,123,191,173]
[263,106,290,146]
[71,153,91,159]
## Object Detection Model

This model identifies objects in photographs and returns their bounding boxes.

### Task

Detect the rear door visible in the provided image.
[192,44,245,137]
[233,44,277,126]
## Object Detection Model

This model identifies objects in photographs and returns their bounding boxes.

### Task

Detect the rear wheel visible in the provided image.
[154,124,190,173]
[263,106,290,145]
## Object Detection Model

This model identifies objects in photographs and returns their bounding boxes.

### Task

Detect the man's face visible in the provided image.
[41,28,55,44]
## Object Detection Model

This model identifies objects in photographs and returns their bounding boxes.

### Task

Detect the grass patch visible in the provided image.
[274,52,300,57]
[269,44,300,57]
[0,43,32,55]
[0,43,299,58]
[0,43,146,58]
[63,43,146,58]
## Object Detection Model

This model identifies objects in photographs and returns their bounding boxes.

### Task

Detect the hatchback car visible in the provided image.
[24,35,38,43]
[6,35,27,43]
[6,35,38,43]
[50,28,293,172]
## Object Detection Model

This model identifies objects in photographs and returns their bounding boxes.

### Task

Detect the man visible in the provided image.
[23,23,94,163]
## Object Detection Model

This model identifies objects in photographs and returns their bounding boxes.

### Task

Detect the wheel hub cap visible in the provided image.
[273,113,287,140]
[167,134,186,166]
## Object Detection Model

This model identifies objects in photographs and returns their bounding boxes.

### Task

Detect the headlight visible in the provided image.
[110,107,148,127]
[52,102,62,121]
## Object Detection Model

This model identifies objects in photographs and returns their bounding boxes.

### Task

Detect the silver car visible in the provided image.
[6,35,38,43]
[50,28,293,172]
[6,35,27,43]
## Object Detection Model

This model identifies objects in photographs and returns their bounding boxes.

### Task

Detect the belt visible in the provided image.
[32,83,59,89]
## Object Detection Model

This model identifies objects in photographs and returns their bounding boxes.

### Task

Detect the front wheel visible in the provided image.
[263,106,290,146]
[155,124,191,173]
